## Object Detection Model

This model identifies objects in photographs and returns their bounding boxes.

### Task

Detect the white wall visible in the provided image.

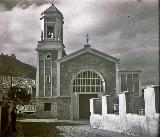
[90,87,159,137]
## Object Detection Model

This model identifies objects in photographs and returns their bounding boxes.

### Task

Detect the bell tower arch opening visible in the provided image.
[40,3,64,42]
[71,69,105,119]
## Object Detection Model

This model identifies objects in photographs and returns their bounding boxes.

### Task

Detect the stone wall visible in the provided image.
[60,52,116,96]
[90,87,159,137]
[36,97,57,119]
[36,97,71,119]
[90,114,159,137]
[57,97,71,120]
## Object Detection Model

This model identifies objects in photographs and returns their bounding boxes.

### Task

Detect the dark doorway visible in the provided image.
[79,94,98,119]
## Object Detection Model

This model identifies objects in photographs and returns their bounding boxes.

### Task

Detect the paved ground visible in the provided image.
[9,119,139,137]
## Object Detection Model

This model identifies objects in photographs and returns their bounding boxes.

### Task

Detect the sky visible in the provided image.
[0,0,159,86]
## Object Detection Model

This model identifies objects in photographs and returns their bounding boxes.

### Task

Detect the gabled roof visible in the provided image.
[44,4,63,17]
[56,46,120,63]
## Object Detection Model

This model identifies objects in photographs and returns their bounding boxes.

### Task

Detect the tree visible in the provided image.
[7,85,31,103]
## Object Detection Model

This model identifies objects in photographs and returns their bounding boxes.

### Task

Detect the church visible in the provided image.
[36,3,142,120]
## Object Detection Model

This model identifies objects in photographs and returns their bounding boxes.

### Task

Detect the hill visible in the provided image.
[0,54,36,79]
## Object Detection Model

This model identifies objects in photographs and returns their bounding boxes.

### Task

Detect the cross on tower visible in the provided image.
[86,34,89,44]
[52,0,55,5]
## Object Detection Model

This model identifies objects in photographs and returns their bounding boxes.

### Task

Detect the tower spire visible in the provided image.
[84,34,91,48]
[86,34,89,44]
[52,0,54,5]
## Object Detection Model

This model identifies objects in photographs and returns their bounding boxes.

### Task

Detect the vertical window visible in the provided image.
[133,74,139,92]
[47,23,55,39]
[127,74,133,92]
[121,73,139,93]
[46,76,50,83]
[44,103,51,111]
[121,74,127,91]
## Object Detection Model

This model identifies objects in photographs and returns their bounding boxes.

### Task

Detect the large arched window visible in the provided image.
[72,70,105,93]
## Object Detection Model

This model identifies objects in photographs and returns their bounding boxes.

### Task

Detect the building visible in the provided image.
[36,3,142,120]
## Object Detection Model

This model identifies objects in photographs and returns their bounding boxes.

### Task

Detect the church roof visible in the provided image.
[43,4,63,17]
[56,46,120,63]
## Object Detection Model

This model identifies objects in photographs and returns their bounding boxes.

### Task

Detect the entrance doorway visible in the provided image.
[71,69,105,119]
[79,94,98,119]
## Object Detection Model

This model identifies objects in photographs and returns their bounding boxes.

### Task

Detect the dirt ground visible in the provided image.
[9,120,139,137]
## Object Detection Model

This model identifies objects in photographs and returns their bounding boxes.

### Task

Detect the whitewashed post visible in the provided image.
[90,98,94,115]
[118,92,126,117]
[102,95,110,115]
[144,87,156,118]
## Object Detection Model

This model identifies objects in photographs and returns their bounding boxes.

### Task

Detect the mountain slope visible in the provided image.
[0,54,36,79]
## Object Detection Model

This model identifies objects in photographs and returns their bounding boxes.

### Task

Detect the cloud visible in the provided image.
[0,0,51,10]
[0,4,49,65]
[0,0,158,85]
[61,0,159,85]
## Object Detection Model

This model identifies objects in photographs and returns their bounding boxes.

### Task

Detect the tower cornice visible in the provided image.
[36,41,65,51]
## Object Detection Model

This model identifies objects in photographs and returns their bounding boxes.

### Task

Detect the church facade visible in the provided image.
[36,4,142,119]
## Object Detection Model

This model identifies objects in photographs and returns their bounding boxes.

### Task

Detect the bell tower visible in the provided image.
[36,3,65,118]
[40,2,64,43]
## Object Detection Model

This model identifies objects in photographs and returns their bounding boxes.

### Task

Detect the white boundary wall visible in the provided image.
[90,87,159,137]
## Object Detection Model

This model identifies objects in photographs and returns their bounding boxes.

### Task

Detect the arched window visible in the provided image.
[72,70,104,93]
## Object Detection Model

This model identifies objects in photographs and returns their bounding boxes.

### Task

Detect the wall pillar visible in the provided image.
[118,92,126,117]
[36,51,39,97]
[116,63,120,96]
[51,59,53,96]
[90,98,94,115]
[144,87,156,118]
[102,95,110,115]
[43,58,46,97]
[57,63,60,96]
[72,93,79,120]
[58,49,62,59]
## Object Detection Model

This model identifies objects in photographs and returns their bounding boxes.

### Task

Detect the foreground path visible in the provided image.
[9,119,139,137]
[9,122,24,137]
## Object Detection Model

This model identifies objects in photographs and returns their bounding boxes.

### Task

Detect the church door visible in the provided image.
[79,94,98,119]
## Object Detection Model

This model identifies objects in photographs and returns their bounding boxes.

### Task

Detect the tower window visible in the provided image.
[44,103,51,111]
[47,23,55,39]
[46,53,51,59]
[46,76,51,83]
